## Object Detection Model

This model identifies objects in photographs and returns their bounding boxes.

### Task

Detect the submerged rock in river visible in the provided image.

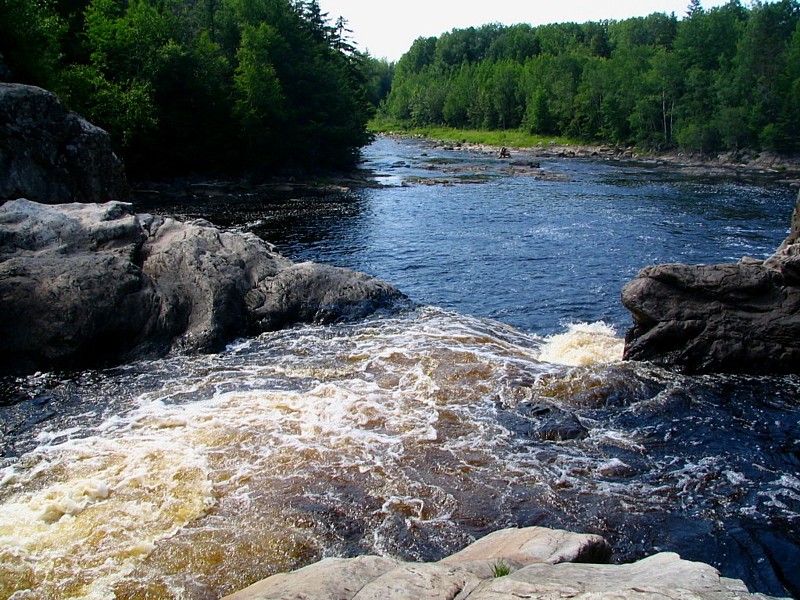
[0,199,405,374]
[622,191,800,374]
[223,526,779,600]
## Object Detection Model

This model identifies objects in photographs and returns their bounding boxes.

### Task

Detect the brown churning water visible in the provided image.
[0,308,625,598]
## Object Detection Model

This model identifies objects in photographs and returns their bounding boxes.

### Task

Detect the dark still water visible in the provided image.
[1,137,799,599]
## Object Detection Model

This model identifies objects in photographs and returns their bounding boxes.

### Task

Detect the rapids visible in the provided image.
[1,137,799,599]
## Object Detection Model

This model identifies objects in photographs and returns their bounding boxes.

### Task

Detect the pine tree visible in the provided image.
[687,0,703,17]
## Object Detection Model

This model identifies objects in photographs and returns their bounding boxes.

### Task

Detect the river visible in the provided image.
[1,137,798,599]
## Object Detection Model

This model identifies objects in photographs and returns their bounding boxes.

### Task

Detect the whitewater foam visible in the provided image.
[1,308,797,598]
[538,322,624,366]
[0,431,215,598]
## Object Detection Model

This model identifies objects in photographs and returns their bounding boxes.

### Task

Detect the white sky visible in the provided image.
[316,0,733,61]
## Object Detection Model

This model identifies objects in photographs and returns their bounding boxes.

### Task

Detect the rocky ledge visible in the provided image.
[0,83,129,203]
[223,526,781,600]
[0,199,406,375]
[622,191,800,374]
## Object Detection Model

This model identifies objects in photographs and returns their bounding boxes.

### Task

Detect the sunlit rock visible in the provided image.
[439,526,611,566]
[223,526,781,600]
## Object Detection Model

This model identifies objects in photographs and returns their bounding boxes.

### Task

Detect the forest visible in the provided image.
[0,0,388,176]
[381,0,800,155]
[2,0,799,178]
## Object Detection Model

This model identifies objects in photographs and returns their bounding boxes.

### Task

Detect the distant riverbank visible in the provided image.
[374,127,800,188]
[129,131,800,211]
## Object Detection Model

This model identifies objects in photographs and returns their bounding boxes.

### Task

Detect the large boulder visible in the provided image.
[0,199,406,374]
[621,192,800,374]
[0,83,129,204]
[438,526,611,567]
[222,526,779,600]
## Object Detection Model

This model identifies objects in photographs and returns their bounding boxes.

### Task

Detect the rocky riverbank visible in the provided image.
[131,134,800,202]
[387,133,800,188]
[0,199,407,375]
[223,526,783,600]
[0,82,406,376]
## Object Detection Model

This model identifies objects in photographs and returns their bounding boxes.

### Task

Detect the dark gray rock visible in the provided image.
[622,192,800,374]
[246,261,406,331]
[0,83,129,204]
[536,412,589,441]
[509,402,589,442]
[0,199,406,374]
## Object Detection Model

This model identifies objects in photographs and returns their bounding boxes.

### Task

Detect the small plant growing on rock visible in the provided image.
[491,559,512,577]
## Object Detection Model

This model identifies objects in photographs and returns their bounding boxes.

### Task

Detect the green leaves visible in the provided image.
[0,0,65,86]
[58,64,157,146]
[234,23,287,130]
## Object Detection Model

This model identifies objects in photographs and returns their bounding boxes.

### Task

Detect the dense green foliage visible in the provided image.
[382,1,800,154]
[0,0,388,176]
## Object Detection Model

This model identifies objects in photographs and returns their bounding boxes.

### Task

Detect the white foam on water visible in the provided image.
[591,429,647,453]
[725,470,748,486]
[539,322,624,366]
[757,474,800,517]
[0,433,215,599]
[0,307,727,598]
[34,425,83,444]
[0,309,545,596]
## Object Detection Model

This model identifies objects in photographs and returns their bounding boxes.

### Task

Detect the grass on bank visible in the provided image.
[368,117,582,149]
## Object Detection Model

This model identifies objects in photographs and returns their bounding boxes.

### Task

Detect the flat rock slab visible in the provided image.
[223,527,782,600]
[224,556,401,600]
[440,525,611,567]
[468,553,778,600]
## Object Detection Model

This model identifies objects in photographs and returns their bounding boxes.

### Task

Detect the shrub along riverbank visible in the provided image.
[369,118,581,149]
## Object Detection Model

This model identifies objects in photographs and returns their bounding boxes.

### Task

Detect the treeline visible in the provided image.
[382,0,800,154]
[0,0,388,176]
